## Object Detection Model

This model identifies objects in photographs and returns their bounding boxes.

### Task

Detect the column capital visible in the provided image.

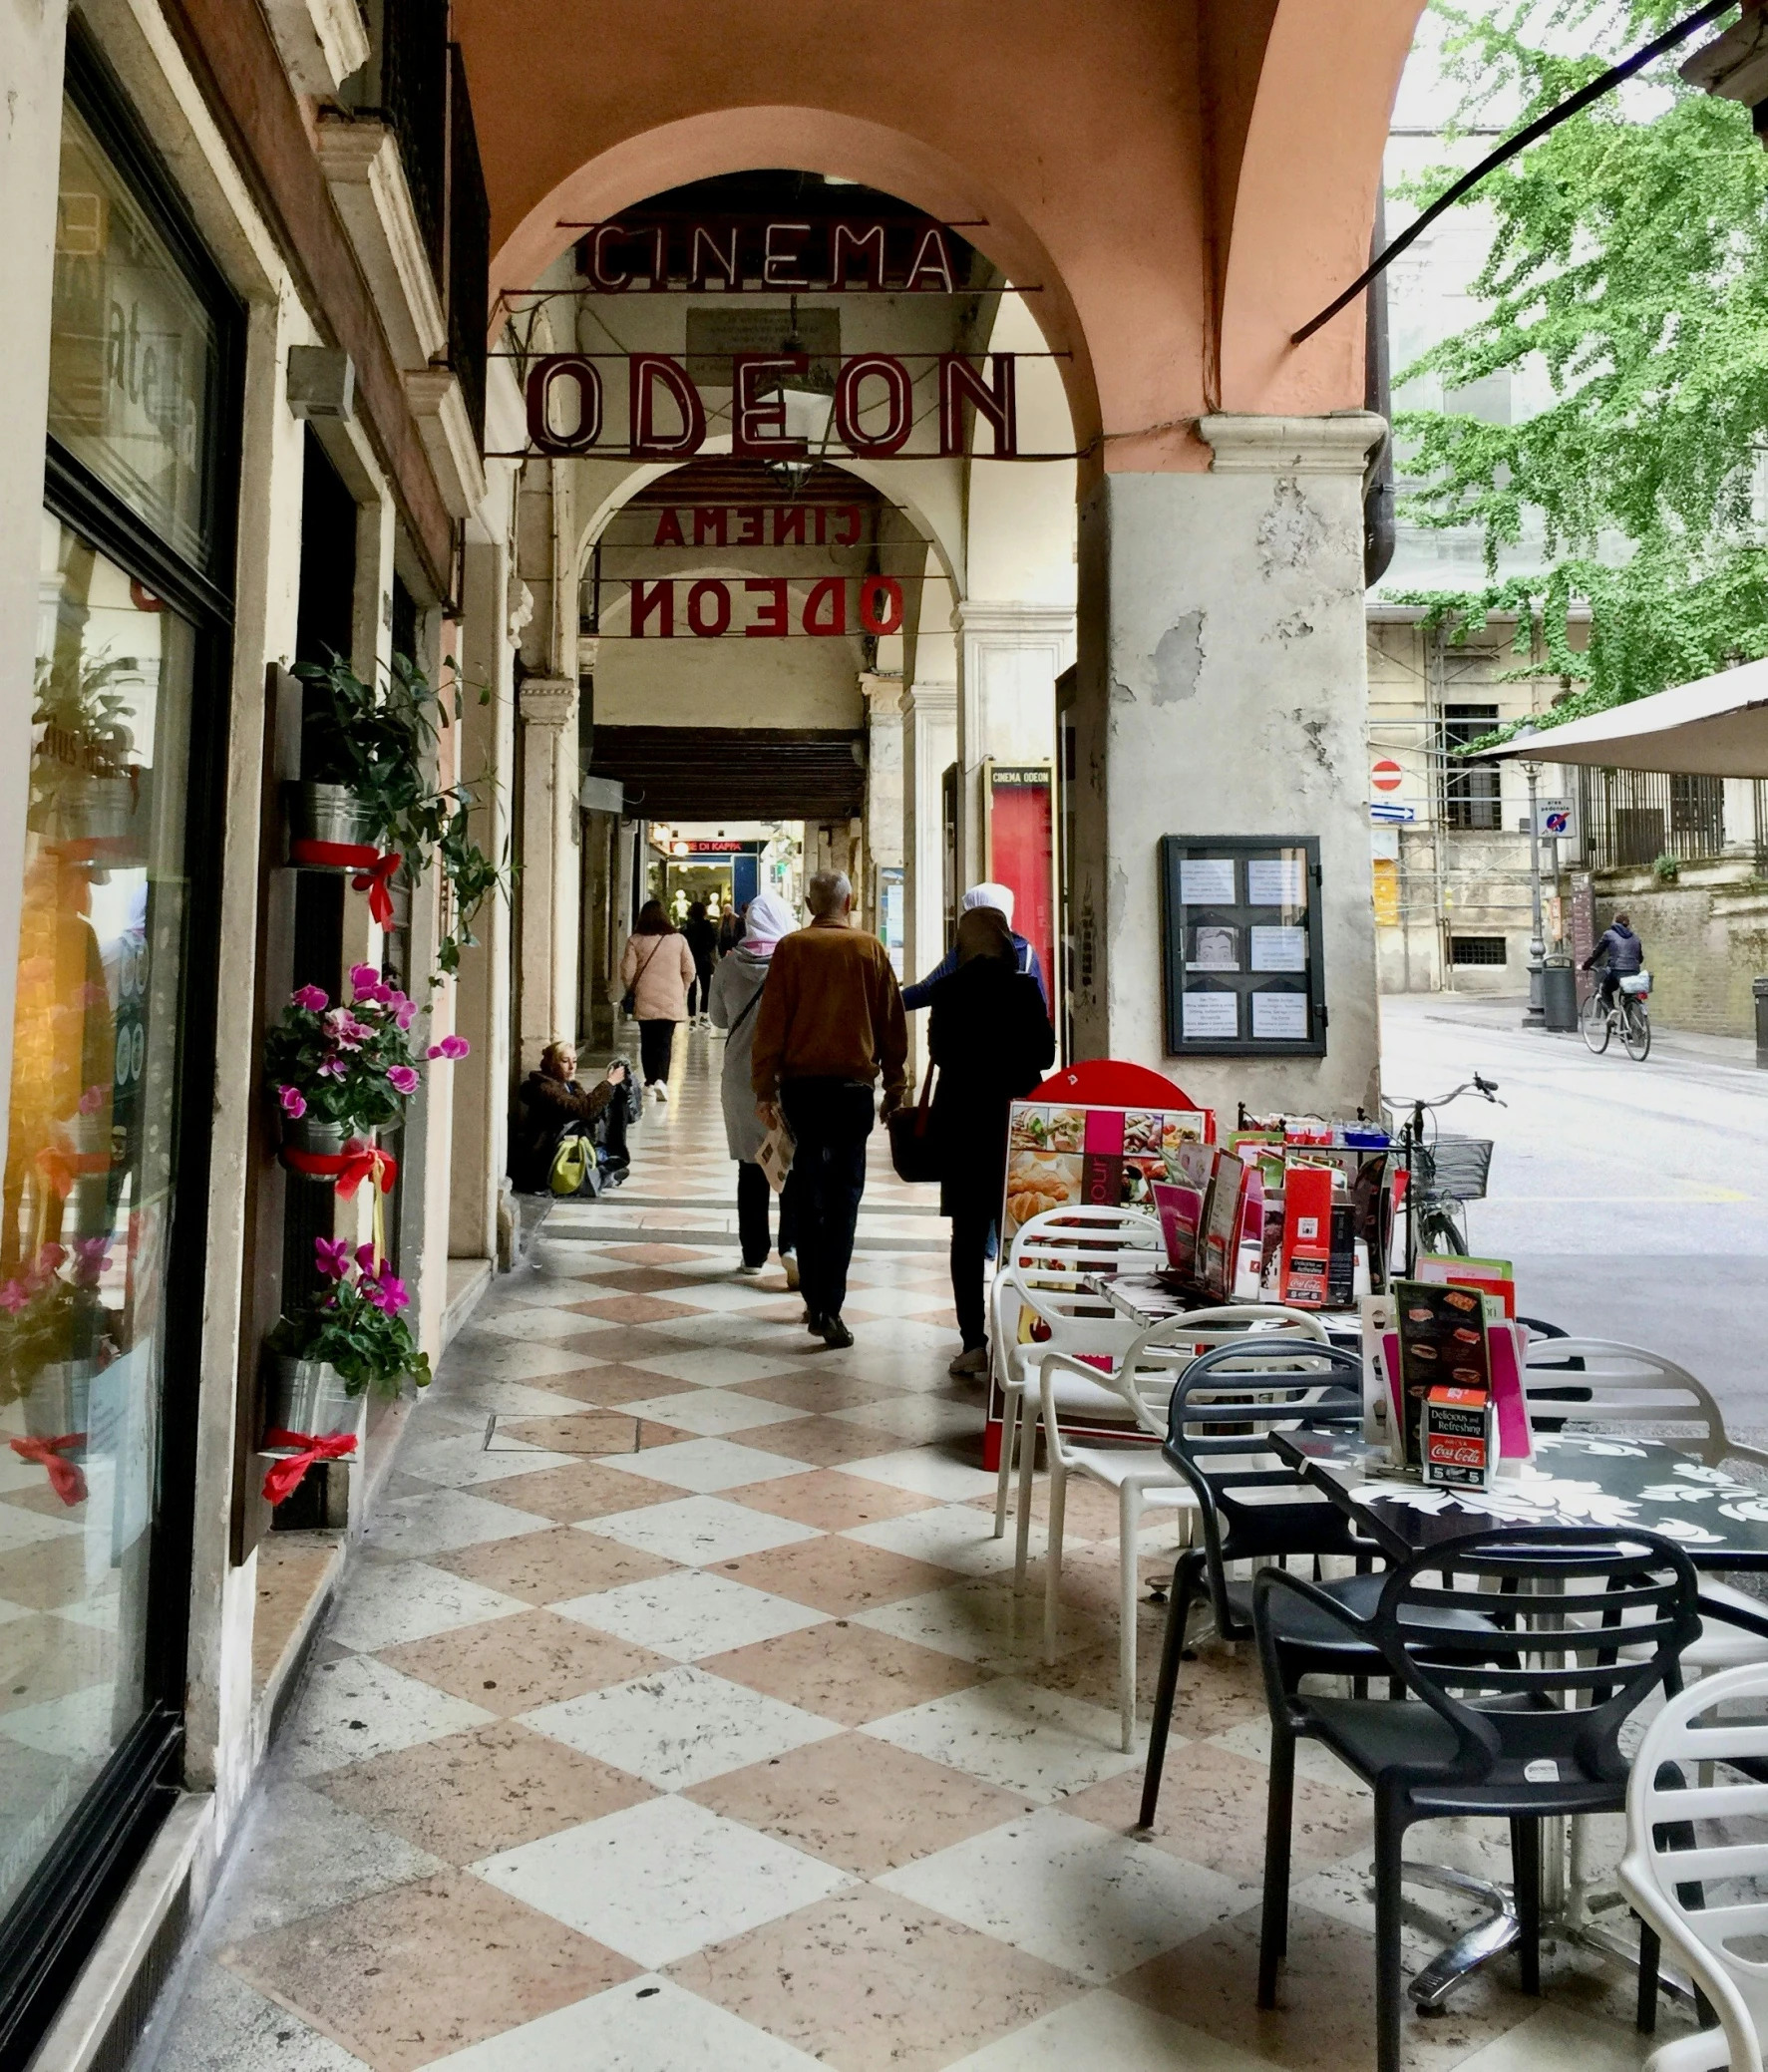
[951,600,1078,640]
[903,681,957,718]
[1199,412,1386,476]
[519,675,576,729]
[859,671,905,718]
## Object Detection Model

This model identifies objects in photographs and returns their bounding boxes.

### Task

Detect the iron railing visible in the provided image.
[380,0,448,286]
[1575,766,1727,870]
[447,44,488,451]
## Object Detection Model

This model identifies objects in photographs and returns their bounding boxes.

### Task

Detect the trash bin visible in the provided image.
[1755,975,1768,1068]
[1542,957,1579,1032]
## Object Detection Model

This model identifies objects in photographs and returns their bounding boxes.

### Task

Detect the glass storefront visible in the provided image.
[0,28,236,2054]
[0,518,195,1912]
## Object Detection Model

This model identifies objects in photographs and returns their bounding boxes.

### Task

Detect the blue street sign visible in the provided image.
[1370,802,1417,825]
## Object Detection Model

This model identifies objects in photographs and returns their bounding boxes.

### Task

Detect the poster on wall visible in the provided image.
[1159,835,1327,1057]
[985,762,1055,1020]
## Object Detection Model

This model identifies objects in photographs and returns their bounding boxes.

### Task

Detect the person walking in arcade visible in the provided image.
[619,899,695,1102]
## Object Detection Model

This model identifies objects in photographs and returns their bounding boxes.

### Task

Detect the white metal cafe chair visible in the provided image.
[1527,1338,1768,1672]
[988,1207,1160,1550]
[1036,1305,1330,1752]
[1620,1661,1768,2072]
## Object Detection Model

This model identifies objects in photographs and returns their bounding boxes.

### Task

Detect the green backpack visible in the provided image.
[548,1131,595,1197]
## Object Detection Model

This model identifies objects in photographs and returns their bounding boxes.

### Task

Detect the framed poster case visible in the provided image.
[1159,835,1326,1058]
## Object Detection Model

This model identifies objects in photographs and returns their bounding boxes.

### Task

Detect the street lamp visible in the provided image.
[1513,722,1547,1026]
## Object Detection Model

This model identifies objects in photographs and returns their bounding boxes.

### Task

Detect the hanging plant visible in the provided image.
[288,651,513,975]
[265,965,456,1140]
[29,649,139,843]
[0,1239,112,1408]
[267,1236,432,1398]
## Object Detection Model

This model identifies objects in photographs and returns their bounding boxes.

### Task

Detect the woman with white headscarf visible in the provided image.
[708,891,801,1276]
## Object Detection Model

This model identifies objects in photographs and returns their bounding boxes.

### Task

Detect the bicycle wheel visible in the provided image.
[1581,990,1611,1055]
[1621,998,1651,1061]
[1418,1204,1468,1256]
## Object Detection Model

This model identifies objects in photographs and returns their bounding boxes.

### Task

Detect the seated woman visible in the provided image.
[513,1042,630,1195]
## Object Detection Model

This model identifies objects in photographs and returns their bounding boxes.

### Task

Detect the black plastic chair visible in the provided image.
[1140,1341,1394,1827]
[1253,1525,1701,2072]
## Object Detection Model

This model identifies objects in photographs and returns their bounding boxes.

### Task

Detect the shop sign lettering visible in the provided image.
[525,352,1017,461]
[575,217,961,294]
[626,575,904,638]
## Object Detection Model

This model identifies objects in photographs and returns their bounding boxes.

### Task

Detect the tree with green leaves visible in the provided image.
[1390,0,1768,725]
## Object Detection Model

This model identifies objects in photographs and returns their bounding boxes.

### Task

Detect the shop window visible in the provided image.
[1440,705,1501,831]
[0,30,238,2056]
[1450,935,1509,965]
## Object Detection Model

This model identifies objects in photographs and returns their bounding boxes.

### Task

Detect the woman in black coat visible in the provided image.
[928,905,1055,1378]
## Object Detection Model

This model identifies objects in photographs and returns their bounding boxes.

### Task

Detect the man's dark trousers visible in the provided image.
[780,1078,875,1324]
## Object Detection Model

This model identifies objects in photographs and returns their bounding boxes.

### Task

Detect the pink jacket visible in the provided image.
[620,930,696,1021]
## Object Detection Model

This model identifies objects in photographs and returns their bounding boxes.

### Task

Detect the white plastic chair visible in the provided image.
[1527,1339,1768,1671]
[988,1207,1161,1551]
[1620,1661,1768,2072]
[1037,1305,1331,1753]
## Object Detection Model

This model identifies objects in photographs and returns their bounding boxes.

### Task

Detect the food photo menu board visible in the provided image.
[1001,1099,1212,1253]
[1159,836,1326,1057]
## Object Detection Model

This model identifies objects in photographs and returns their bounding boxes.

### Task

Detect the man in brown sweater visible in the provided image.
[753,870,907,1348]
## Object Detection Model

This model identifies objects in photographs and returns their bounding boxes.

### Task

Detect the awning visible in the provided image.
[1481,657,1768,777]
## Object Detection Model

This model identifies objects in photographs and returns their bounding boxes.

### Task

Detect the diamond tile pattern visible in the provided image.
[148,1044,1670,2070]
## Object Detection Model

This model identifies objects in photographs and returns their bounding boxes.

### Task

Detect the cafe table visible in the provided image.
[1081,1268,1364,1351]
[1268,1426,1768,2011]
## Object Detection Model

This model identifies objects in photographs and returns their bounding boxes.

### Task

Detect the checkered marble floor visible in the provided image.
[143,1028,1680,2071]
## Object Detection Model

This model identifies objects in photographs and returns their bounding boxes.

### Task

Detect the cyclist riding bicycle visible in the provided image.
[1582,909,1643,1011]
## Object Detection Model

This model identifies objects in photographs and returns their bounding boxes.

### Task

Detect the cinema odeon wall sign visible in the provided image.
[518,350,1037,462]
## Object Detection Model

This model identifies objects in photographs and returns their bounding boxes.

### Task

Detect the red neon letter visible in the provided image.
[687,580,732,637]
[526,356,603,456]
[629,354,706,459]
[905,225,956,292]
[586,225,631,291]
[689,224,739,289]
[744,578,789,637]
[732,354,808,458]
[772,507,806,546]
[830,221,885,290]
[763,222,811,286]
[833,505,862,547]
[692,509,726,547]
[735,507,763,545]
[859,576,903,636]
[652,509,684,547]
[939,354,1017,458]
[834,355,912,457]
[803,577,848,636]
[632,580,673,637]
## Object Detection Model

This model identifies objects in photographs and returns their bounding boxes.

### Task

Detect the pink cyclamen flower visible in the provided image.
[71,1237,111,1286]
[386,1064,419,1097]
[367,1274,410,1314]
[0,1281,31,1317]
[36,1243,67,1276]
[348,963,381,993]
[291,984,328,1012]
[277,1084,307,1119]
[395,1002,417,1031]
[77,1084,106,1115]
[317,1057,347,1078]
[356,1243,378,1271]
[427,1034,471,1061]
[314,1237,352,1280]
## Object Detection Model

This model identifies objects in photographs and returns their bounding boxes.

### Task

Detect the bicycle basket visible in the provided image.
[1417,1135,1494,1203]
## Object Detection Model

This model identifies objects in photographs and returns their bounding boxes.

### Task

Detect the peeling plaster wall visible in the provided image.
[1074,417,1384,1119]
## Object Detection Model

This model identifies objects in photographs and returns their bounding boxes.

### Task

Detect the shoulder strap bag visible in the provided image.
[887,1059,942,1185]
[619,933,663,1018]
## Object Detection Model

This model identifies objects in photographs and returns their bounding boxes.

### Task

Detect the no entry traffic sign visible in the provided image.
[1371,759,1403,794]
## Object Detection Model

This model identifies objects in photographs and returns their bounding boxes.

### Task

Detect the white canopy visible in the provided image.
[1482,658,1768,778]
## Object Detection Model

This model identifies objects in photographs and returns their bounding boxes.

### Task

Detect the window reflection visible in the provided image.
[0,514,190,1910]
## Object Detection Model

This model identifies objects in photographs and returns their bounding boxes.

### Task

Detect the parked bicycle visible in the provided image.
[1383,1073,1504,1275]
[1581,969,1651,1061]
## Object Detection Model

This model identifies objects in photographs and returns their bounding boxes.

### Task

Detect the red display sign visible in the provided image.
[574,217,964,295]
[987,765,1054,1019]
[624,574,903,639]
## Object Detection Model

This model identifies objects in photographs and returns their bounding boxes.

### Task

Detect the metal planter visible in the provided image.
[262,1355,366,1450]
[285,782,379,853]
[29,775,136,845]
[23,1360,94,1448]
[281,1114,349,1171]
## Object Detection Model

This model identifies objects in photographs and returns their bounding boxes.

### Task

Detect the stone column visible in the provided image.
[954,601,1075,888]
[901,681,957,1075]
[517,675,579,1076]
[860,673,904,941]
[1072,414,1385,1118]
[449,538,517,1261]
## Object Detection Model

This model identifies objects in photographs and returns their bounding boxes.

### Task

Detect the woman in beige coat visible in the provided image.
[619,900,696,1102]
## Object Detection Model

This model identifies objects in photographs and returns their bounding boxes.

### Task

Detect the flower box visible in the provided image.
[284,782,380,854]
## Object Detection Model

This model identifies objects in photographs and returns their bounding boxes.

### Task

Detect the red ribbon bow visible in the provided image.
[287,841,403,928]
[34,1146,111,1198]
[11,1434,87,1507]
[280,1141,399,1198]
[261,1427,359,1506]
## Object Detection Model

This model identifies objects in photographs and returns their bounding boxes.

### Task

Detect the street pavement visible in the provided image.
[1379,993,1768,1435]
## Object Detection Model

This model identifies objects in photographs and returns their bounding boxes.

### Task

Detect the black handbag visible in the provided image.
[620,935,661,1017]
[886,1061,941,1184]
